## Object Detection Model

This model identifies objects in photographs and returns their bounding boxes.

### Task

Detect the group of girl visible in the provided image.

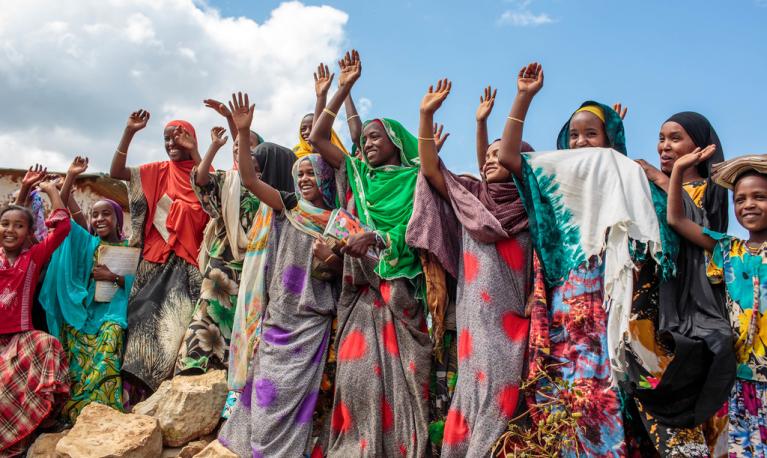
[1,49,765,458]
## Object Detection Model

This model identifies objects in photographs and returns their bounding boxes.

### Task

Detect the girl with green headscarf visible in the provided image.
[309,50,432,457]
[497,63,680,457]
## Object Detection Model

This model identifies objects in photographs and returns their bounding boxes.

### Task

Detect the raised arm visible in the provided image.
[667,145,717,251]
[196,127,228,187]
[15,164,47,205]
[475,85,496,171]
[309,49,362,169]
[111,109,150,181]
[313,63,334,129]
[37,178,66,213]
[612,102,628,120]
[344,93,363,151]
[418,78,452,200]
[229,92,285,211]
[60,156,89,229]
[498,63,543,179]
[204,99,238,140]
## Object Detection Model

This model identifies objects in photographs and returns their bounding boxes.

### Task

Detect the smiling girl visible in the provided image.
[668,152,767,457]
[39,156,134,423]
[218,92,342,457]
[0,177,71,453]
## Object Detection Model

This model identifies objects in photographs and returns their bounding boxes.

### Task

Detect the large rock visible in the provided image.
[27,431,68,457]
[192,440,237,458]
[134,370,227,447]
[55,403,162,458]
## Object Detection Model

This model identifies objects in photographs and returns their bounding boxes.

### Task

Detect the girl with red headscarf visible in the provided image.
[110,109,209,396]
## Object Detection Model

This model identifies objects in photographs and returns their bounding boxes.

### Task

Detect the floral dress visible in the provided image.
[705,230,767,458]
[176,169,261,373]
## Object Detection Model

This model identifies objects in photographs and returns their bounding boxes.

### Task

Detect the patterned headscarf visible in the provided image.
[292,154,336,209]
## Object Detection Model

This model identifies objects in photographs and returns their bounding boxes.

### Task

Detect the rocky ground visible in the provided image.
[25,370,236,457]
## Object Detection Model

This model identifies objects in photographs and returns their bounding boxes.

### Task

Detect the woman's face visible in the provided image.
[163,126,192,161]
[90,200,118,240]
[568,111,609,149]
[657,121,698,175]
[296,160,324,207]
[362,123,399,167]
[300,115,313,142]
[233,132,261,175]
[734,174,767,233]
[483,141,511,183]
[0,209,32,253]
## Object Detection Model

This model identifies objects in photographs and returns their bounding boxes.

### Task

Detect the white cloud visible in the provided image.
[498,0,555,27]
[0,1,350,172]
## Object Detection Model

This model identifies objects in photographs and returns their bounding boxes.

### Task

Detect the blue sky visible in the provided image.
[213,0,767,234]
[210,1,766,168]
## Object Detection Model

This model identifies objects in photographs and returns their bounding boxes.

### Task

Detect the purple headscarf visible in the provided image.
[88,198,125,240]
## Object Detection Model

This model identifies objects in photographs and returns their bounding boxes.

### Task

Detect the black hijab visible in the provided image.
[254,142,297,194]
[664,111,728,232]
[625,112,734,428]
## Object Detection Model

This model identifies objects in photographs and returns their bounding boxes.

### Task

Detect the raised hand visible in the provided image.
[434,123,450,153]
[210,126,229,149]
[613,103,628,120]
[476,85,497,122]
[517,62,544,96]
[338,49,362,89]
[173,126,197,151]
[21,164,48,188]
[126,109,150,133]
[203,99,232,119]
[67,156,89,177]
[228,92,255,132]
[36,176,60,194]
[672,145,717,172]
[420,78,452,115]
[314,63,335,97]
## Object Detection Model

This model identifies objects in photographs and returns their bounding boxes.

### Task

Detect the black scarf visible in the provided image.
[625,112,734,428]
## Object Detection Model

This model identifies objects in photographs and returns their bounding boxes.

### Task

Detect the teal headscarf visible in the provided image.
[346,118,422,282]
[557,100,627,155]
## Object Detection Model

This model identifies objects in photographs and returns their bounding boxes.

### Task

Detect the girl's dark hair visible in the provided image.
[0,204,35,228]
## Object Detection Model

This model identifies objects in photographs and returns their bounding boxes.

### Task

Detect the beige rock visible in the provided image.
[191,440,237,458]
[177,440,210,458]
[134,370,227,447]
[27,431,68,457]
[55,403,162,458]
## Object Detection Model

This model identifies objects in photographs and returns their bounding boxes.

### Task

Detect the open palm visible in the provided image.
[228,92,255,131]
[420,78,452,115]
[338,49,362,88]
[517,62,544,95]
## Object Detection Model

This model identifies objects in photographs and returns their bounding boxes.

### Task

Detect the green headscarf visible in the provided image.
[556,100,627,155]
[346,118,422,281]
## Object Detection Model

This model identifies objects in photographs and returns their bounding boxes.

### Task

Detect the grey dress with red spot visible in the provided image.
[441,232,532,457]
[327,256,432,457]
[218,211,338,457]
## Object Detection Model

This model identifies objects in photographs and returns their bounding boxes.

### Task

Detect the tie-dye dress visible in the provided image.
[326,257,432,457]
[218,201,338,457]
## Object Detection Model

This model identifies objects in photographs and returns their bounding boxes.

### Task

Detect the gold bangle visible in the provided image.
[323,108,337,118]
[346,114,359,121]
[418,136,435,141]
[507,116,524,124]
[116,150,127,156]
[323,254,335,264]
[71,210,82,216]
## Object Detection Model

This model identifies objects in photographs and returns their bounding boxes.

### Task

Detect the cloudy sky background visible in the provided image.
[1,0,766,233]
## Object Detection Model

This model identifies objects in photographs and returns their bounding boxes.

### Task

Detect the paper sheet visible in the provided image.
[152,194,173,242]
[94,245,141,302]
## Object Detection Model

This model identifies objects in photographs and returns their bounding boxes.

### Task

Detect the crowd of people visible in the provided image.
[1,50,766,458]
